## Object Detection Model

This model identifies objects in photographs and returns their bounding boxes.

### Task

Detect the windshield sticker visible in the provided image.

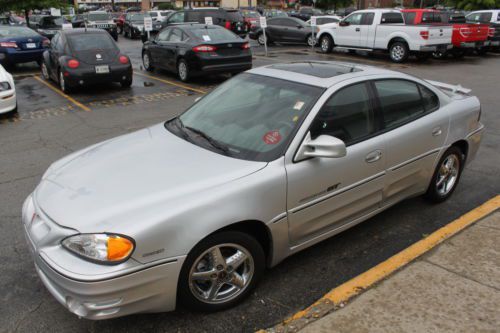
[293,115,299,122]
[202,35,211,41]
[294,101,305,110]
[263,130,282,145]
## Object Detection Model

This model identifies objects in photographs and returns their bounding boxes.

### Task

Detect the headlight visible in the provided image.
[62,233,135,264]
[0,82,11,91]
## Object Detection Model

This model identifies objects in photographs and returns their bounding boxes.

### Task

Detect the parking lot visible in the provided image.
[1,37,499,332]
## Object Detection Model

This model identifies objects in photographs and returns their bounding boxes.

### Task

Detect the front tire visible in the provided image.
[142,52,154,71]
[425,146,464,203]
[41,62,50,81]
[389,41,409,63]
[177,59,190,82]
[320,35,333,53]
[177,231,265,312]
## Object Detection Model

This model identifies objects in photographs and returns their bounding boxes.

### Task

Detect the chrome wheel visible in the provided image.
[391,45,405,62]
[41,63,49,80]
[436,154,459,196]
[188,243,254,304]
[59,71,65,92]
[258,33,266,45]
[307,35,315,47]
[178,61,188,81]
[321,36,330,52]
[143,53,150,70]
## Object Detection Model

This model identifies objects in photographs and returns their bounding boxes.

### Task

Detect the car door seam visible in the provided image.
[389,148,441,171]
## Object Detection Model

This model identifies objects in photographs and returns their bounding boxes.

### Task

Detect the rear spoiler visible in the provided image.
[426,80,471,95]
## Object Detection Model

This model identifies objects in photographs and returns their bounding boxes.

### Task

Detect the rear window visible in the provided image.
[67,33,117,51]
[381,12,404,24]
[0,26,38,37]
[190,27,237,41]
[466,12,492,23]
[41,16,65,27]
[88,13,111,21]
[226,11,243,21]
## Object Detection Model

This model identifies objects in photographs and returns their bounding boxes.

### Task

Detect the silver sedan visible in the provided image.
[22,61,483,319]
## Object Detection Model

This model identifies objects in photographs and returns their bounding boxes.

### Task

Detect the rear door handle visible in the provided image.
[355,28,360,32]
[432,127,442,136]
[365,150,382,163]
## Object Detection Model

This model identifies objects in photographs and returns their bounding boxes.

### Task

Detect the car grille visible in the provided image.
[92,24,114,29]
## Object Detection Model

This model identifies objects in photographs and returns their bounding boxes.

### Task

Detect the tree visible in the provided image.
[0,0,67,27]
[454,0,499,10]
[315,0,354,10]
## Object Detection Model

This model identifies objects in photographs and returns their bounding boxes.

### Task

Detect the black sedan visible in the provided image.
[34,16,67,39]
[249,17,316,46]
[142,24,252,82]
[40,29,132,93]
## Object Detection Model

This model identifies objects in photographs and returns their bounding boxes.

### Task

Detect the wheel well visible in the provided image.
[388,37,408,49]
[452,140,469,161]
[215,220,272,264]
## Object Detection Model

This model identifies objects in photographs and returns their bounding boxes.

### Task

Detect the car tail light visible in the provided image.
[488,27,495,37]
[42,38,50,47]
[459,27,472,37]
[67,59,80,69]
[119,55,129,64]
[0,42,18,48]
[420,31,429,40]
[225,21,231,29]
[241,42,250,49]
[192,45,217,52]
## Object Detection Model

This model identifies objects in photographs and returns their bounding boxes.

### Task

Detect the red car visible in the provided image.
[402,9,489,58]
[115,13,126,35]
[241,10,260,29]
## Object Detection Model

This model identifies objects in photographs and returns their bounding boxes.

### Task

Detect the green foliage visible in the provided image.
[315,0,355,10]
[156,3,181,10]
[454,0,499,10]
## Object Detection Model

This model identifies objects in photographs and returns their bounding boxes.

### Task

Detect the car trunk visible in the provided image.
[17,36,45,50]
[75,48,120,65]
[210,40,247,56]
[451,23,489,43]
[425,25,453,45]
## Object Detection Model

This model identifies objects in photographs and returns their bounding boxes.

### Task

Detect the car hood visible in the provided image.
[35,123,267,231]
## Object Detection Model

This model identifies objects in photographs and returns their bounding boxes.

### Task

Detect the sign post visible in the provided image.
[310,16,317,53]
[259,16,268,57]
[144,16,153,40]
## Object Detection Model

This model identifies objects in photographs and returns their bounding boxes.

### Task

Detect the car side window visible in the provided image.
[282,19,298,27]
[168,28,183,42]
[381,12,404,24]
[404,12,416,24]
[419,85,439,112]
[169,12,184,23]
[157,28,171,41]
[344,13,363,25]
[374,80,426,129]
[310,83,374,145]
[361,13,375,25]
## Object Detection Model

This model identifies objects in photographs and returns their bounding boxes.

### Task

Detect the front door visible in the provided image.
[286,82,386,246]
[336,12,363,47]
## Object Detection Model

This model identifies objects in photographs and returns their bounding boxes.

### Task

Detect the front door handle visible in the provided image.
[365,150,382,163]
[432,127,442,136]
[356,27,360,32]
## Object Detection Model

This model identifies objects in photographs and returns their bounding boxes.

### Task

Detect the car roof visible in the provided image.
[247,61,400,88]
[61,28,108,35]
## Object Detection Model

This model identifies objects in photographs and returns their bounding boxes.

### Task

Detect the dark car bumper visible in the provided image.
[190,54,253,75]
[458,40,489,49]
[63,63,132,87]
[0,48,46,65]
[248,31,260,40]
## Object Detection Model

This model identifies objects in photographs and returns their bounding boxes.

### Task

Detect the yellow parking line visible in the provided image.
[33,76,91,112]
[134,71,207,94]
[267,195,500,330]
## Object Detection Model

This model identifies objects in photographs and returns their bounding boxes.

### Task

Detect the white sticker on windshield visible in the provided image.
[294,101,305,110]
[202,35,211,41]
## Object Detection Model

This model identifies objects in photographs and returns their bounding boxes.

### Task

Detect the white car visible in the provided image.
[317,9,453,62]
[148,10,173,23]
[0,64,16,114]
[307,15,342,26]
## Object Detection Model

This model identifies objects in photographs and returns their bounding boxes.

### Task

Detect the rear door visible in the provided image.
[370,79,449,206]
[150,28,170,65]
[160,27,185,70]
[281,18,306,42]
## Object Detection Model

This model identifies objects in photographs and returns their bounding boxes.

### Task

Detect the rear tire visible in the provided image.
[177,59,190,82]
[177,231,265,312]
[389,42,409,63]
[41,62,50,80]
[425,146,464,203]
[319,35,333,53]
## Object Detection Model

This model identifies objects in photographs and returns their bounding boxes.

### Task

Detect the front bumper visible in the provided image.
[63,64,132,87]
[418,44,453,52]
[22,194,186,319]
[0,89,16,114]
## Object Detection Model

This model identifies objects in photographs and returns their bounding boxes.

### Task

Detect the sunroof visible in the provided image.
[268,62,361,78]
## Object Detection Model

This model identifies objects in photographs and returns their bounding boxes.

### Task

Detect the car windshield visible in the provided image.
[88,13,111,21]
[166,74,324,162]
[226,11,243,21]
[466,12,492,23]
[190,27,237,41]
[0,26,37,37]
[67,33,117,51]
[130,14,147,22]
[149,12,158,17]
[41,16,64,27]
[243,11,260,18]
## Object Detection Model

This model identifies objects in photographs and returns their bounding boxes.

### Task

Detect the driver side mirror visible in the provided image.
[295,132,346,162]
[339,20,349,26]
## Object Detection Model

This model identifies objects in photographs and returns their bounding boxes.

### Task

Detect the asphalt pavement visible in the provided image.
[1,37,499,333]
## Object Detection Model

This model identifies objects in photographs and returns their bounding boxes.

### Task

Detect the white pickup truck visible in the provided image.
[317,9,453,63]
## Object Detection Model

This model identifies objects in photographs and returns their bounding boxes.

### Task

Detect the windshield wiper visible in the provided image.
[184,125,230,155]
